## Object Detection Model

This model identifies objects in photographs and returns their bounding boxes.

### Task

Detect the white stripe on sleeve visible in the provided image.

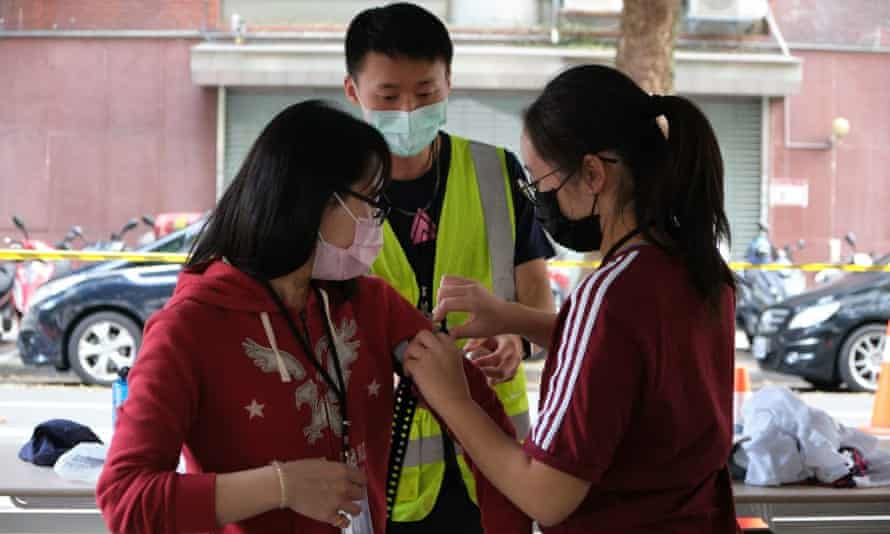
[535,251,639,451]
[531,257,620,443]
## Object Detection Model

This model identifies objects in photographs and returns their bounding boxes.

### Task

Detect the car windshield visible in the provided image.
[149,234,187,254]
[137,218,205,254]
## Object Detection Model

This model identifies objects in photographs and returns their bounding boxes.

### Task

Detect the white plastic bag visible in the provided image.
[53,442,108,484]
[739,386,890,487]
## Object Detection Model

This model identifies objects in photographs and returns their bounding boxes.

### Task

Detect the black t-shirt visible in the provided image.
[385,133,553,533]
[384,132,555,312]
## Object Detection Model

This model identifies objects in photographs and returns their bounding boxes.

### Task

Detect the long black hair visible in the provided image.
[187,100,391,281]
[524,64,735,308]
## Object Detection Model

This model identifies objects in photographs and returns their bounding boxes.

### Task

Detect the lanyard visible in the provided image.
[600,227,643,266]
[262,282,352,454]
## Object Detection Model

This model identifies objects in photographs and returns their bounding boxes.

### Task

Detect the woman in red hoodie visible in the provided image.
[96,100,529,534]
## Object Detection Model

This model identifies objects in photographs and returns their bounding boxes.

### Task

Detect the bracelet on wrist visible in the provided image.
[270,460,287,510]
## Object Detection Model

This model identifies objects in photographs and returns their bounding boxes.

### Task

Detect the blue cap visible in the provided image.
[18,419,103,467]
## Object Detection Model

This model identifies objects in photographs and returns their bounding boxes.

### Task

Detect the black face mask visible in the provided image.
[535,188,603,253]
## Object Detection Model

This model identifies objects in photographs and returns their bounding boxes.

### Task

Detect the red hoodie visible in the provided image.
[96,261,530,534]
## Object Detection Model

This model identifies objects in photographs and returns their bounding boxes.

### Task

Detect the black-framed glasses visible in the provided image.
[518,167,570,206]
[339,189,391,225]
[518,154,620,206]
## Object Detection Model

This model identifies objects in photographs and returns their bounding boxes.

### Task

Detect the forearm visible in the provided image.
[215,466,280,526]
[512,259,558,347]
[516,275,554,314]
[404,334,590,525]
[503,300,556,348]
[440,399,556,524]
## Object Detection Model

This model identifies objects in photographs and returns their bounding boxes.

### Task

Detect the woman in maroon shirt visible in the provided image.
[403,65,742,533]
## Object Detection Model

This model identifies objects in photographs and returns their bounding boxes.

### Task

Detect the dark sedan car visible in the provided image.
[752,254,890,392]
[17,220,204,385]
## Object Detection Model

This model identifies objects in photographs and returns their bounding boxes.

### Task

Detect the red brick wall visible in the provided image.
[0,0,220,31]
[771,0,890,47]
[769,50,890,263]
[0,38,217,245]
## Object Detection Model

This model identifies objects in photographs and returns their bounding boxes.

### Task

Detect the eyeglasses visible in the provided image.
[518,154,620,206]
[518,167,565,206]
[339,189,392,225]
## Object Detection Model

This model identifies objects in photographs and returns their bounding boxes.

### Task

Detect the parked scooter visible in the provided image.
[0,258,15,339]
[745,224,789,298]
[814,232,874,285]
[736,224,796,343]
[136,215,159,247]
[775,239,807,297]
[0,220,83,337]
[79,218,140,252]
[8,216,72,317]
[735,273,776,345]
[54,218,140,272]
[4,216,147,324]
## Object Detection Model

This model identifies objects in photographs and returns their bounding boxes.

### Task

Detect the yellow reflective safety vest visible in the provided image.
[372,135,531,523]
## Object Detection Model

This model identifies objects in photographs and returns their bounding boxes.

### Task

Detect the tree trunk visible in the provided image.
[616,0,682,94]
[575,0,682,270]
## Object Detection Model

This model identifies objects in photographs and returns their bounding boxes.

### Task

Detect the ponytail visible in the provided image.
[640,95,736,309]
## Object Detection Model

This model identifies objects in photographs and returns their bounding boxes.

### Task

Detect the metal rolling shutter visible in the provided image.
[225,90,761,258]
[689,96,762,259]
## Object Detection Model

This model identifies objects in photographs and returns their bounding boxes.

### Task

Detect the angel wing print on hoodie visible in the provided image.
[241,325,360,445]
[242,337,331,443]
[242,338,307,381]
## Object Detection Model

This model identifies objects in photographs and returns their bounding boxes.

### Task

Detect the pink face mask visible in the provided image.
[312,193,384,281]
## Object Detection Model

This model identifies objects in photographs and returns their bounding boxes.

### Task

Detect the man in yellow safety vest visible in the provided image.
[345,3,555,533]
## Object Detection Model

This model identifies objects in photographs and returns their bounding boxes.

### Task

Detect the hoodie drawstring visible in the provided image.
[260,312,292,383]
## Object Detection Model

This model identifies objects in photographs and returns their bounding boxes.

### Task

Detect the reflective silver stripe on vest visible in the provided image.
[393,340,409,364]
[402,434,446,469]
[511,411,531,440]
[401,410,529,469]
[398,145,518,474]
[468,141,515,302]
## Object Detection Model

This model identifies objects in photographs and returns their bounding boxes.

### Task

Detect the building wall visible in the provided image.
[0,0,219,31]
[218,0,551,29]
[769,50,890,263]
[3,0,888,258]
[0,37,217,244]
[0,0,220,244]
[221,0,447,27]
[770,0,890,48]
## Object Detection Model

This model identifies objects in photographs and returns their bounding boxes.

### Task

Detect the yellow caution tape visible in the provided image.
[548,259,890,273]
[0,249,188,264]
[547,260,598,268]
[1,249,888,273]
[728,262,890,273]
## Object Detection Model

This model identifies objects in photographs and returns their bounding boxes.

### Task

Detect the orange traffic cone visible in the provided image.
[734,367,752,435]
[863,321,890,435]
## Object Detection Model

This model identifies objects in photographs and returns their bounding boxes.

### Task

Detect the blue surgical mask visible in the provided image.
[362,100,448,157]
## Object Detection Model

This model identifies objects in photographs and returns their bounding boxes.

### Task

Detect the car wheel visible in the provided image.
[68,311,142,386]
[838,324,886,393]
